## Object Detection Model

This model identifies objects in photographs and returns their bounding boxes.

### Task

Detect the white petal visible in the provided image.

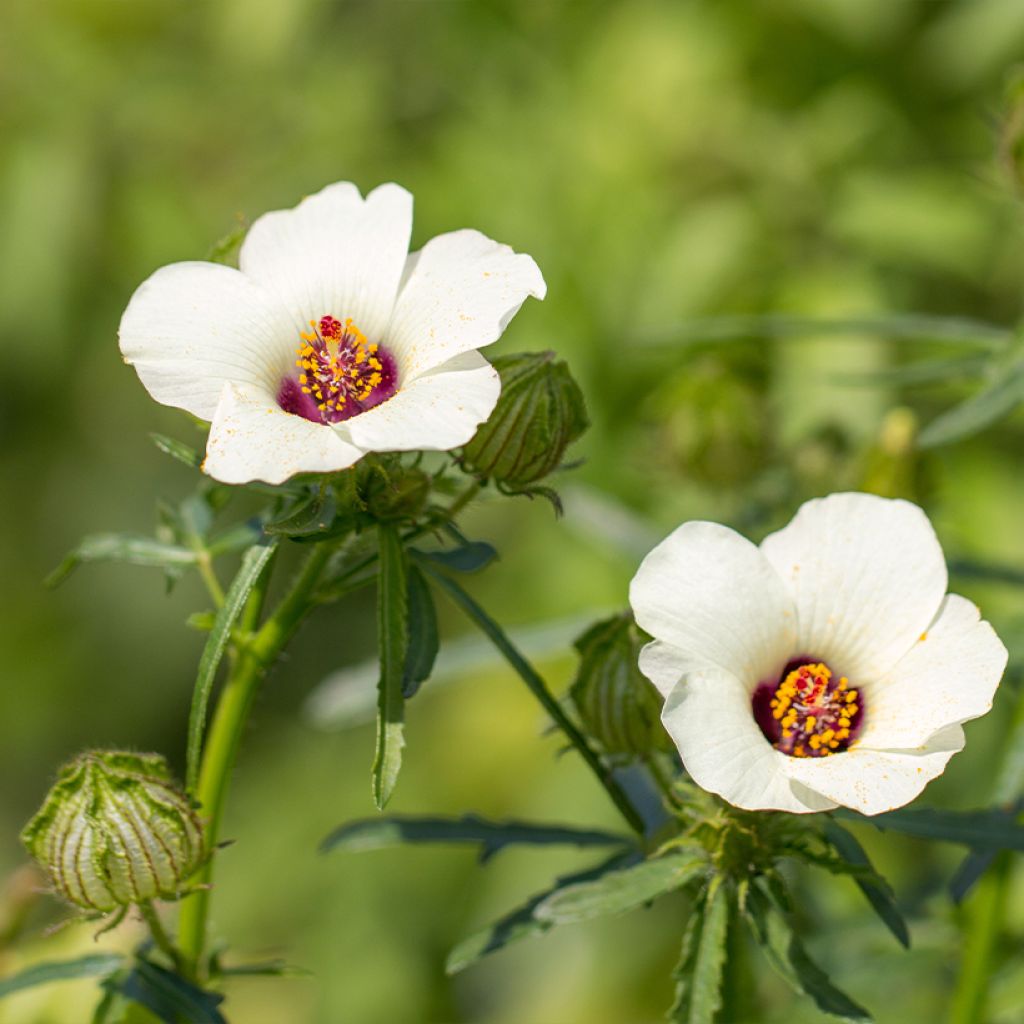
[203,382,363,485]
[340,351,500,453]
[239,182,413,341]
[760,493,948,681]
[119,262,291,421]
[637,641,692,699]
[385,229,546,380]
[858,594,1007,749]
[629,522,796,685]
[782,724,965,815]
[662,670,836,813]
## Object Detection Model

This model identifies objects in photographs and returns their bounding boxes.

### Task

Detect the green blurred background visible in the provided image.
[5,1,1024,1021]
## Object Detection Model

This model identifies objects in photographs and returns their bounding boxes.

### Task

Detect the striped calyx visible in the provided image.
[570,614,671,759]
[460,352,588,489]
[20,750,205,913]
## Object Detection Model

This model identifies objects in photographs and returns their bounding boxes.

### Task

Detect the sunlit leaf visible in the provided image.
[46,535,198,588]
[918,362,1024,448]
[824,820,909,948]
[185,541,278,792]
[535,848,707,924]
[670,876,730,1024]
[403,564,439,698]
[373,524,408,809]
[744,881,871,1022]
[0,954,123,999]
[321,814,630,862]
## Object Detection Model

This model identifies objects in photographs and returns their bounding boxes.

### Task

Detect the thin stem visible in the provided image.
[195,553,226,608]
[445,480,481,520]
[421,564,647,837]
[950,851,1010,1024]
[177,542,335,978]
[139,902,183,973]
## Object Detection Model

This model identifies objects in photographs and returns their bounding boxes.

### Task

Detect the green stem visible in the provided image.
[177,542,335,978]
[195,553,226,608]
[950,851,1010,1024]
[421,564,647,837]
[139,902,183,973]
[445,480,481,519]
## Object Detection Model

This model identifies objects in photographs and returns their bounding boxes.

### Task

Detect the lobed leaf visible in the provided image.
[535,848,707,924]
[0,954,123,999]
[670,876,730,1024]
[372,524,408,809]
[321,814,630,861]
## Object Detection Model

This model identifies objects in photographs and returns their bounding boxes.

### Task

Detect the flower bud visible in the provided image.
[460,352,588,489]
[570,615,670,759]
[21,751,205,913]
[359,461,432,523]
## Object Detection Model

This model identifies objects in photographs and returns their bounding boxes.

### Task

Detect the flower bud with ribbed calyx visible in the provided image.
[21,751,205,913]
[460,352,588,490]
[570,614,671,760]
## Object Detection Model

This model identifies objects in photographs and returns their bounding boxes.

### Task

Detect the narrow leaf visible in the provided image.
[446,852,634,974]
[838,806,1024,850]
[322,814,629,859]
[373,524,408,809]
[185,542,278,792]
[950,849,998,905]
[671,877,730,1024]
[745,882,871,1022]
[403,564,439,698]
[918,363,1024,448]
[416,541,498,574]
[47,535,197,588]
[535,849,707,924]
[824,820,909,948]
[0,954,123,999]
[265,490,338,537]
[150,434,202,469]
[111,958,226,1024]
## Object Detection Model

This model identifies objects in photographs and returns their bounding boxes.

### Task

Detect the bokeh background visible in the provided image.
[5,1,1024,1021]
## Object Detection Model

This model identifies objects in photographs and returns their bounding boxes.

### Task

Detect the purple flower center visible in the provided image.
[752,658,864,758]
[278,315,398,425]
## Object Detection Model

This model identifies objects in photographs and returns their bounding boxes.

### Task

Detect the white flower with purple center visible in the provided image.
[119,182,546,484]
[629,492,1008,815]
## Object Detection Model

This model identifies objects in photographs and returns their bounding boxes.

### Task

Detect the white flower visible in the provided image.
[119,182,546,484]
[629,492,1008,815]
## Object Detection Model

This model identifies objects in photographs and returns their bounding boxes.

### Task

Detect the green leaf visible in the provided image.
[150,434,202,469]
[832,354,989,388]
[107,958,225,1024]
[265,490,339,538]
[744,881,871,1022]
[824,820,909,948]
[446,852,633,974]
[373,524,408,809]
[838,806,1024,850]
[950,558,1024,588]
[46,535,198,588]
[415,541,498,574]
[918,362,1024,448]
[321,814,630,862]
[535,849,707,924]
[0,954,123,999]
[670,876,730,1024]
[403,564,439,698]
[185,541,278,792]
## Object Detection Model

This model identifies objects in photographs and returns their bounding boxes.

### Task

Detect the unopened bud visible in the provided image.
[570,615,670,759]
[461,352,588,489]
[21,751,205,913]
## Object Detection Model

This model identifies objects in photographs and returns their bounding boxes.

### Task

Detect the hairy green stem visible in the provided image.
[178,542,335,977]
[139,902,183,973]
[421,565,647,837]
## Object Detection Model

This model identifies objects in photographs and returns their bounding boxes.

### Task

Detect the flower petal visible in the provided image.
[203,382,363,485]
[239,182,413,342]
[662,670,836,813]
[385,229,546,380]
[781,724,965,815]
[630,522,796,684]
[340,350,500,453]
[638,641,692,699]
[760,493,948,681]
[858,594,1007,749]
[119,262,291,421]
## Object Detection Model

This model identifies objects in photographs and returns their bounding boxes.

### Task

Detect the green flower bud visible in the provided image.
[569,614,670,760]
[461,352,589,489]
[21,751,205,913]
[359,461,432,523]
